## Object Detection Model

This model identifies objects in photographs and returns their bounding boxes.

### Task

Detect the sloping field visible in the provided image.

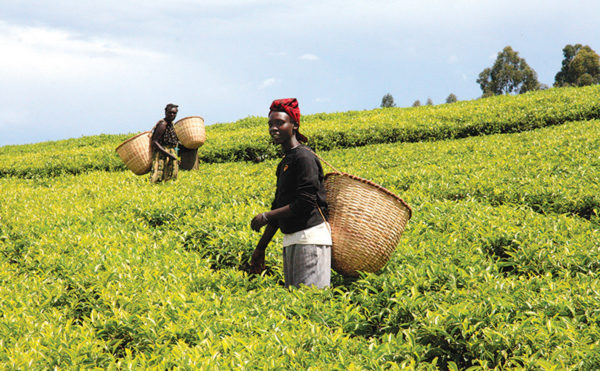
[1,88,599,368]
[1,85,599,178]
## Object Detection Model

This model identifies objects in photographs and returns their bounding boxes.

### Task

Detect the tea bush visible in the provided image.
[2,85,600,178]
[1,115,600,368]
[320,119,600,221]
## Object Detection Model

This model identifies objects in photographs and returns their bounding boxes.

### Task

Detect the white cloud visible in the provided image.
[300,53,319,61]
[1,0,600,146]
[0,21,164,81]
[259,77,278,89]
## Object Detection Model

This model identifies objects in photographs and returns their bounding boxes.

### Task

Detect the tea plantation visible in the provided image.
[1,86,600,369]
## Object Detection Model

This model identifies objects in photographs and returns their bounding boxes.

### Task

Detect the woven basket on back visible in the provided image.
[174,116,206,149]
[115,131,153,175]
[324,172,412,276]
[311,149,412,277]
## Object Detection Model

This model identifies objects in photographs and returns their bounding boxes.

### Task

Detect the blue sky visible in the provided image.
[1,0,599,146]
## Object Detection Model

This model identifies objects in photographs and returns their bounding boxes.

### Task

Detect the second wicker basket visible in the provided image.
[174,116,206,149]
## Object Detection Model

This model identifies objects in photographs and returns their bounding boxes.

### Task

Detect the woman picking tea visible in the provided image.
[250,98,332,288]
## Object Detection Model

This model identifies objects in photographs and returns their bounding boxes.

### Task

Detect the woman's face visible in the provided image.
[268,111,297,145]
[165,107,178,123]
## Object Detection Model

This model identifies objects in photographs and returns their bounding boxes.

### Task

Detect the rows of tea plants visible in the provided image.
[321,119,600,222]
[2,85,600,178]
[0,134,129,178]
[1,119,600,368]
[199,85,600,163]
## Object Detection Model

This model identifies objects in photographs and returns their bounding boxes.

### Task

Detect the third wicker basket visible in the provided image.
[174,116,206,149]
[324,171,412,277]
[115,131,153,175]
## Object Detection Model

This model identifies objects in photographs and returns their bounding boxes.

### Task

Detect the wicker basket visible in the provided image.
[115,131,153,175]
[324,172,412,277]
[174,116,206,149]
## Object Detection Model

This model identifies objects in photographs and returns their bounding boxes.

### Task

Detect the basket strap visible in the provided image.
[316,206,331,234]
[305,147,342,174]
[303,146,335,234]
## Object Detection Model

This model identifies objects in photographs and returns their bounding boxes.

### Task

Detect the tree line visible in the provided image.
[381,43,600,108]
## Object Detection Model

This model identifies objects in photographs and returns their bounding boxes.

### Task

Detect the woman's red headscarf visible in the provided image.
[269,98,308,143]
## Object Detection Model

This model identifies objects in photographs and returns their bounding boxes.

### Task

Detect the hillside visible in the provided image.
[1,85,599,178]
[1,87,600,369]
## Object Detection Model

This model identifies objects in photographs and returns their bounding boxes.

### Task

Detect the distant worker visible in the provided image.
[150,103,180,183]
[250,98,332,288]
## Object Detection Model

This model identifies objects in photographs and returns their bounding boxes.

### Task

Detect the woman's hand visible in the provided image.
[249,248,265,274]
[250,212,269,232]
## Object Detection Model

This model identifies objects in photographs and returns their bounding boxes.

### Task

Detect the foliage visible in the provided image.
[426,98,433,106]
[1,112,600,368]
[326,119,600,221]
[3,85,600,179]
[380,93,396,108]
[554,44,600,87]
[446,93,457,103]
[477,46,540,97]
[412,100,421,107]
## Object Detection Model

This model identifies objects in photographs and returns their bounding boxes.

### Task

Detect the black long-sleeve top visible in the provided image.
[271,145,328,234]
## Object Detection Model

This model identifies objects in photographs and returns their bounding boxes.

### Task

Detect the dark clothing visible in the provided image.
[271,145,328,234]
[154,119,179,148]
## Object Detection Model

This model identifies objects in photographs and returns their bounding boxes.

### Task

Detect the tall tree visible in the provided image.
[380,93,396,108]
[554,44,600,87]
[477,46,540,97]
[446,93,458,103]
[426,97,433,106]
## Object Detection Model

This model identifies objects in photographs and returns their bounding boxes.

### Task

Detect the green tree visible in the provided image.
[477,46,540,97]
[554,44,600,87]
[426,97,433,105]
[380,93,396,108]
[412,100,421,107]
[446,93,458,103]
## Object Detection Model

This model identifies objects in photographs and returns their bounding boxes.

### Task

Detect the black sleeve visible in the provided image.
[269,196,279,227]
[269,162,281,226]
[288,154,319,217]
[271,161,281,210]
